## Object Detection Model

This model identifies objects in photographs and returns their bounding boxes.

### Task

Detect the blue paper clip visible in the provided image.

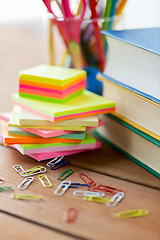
[50,158,69,170]
[69,183,90,188]
[62,182,90,188]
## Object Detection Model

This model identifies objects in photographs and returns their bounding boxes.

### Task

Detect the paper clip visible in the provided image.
[38,174,52,188]
[18,177,34,190]
[115,209,149,219]
[13,165,26,175]
[63,207,78,223]
[79,173,96,187]
[57,169,74,180]
[83,196,113,203]
[0,178,4,183]
[0,186,14,192]
[106,192,125,207]
[50,159,69,170]
[67,183,90,188]
[20,166,47,177]
[11,194,42,200]
[73,190,105,197]
[90,184,125,195]
[54,181,71,196]
[47,156,64,167]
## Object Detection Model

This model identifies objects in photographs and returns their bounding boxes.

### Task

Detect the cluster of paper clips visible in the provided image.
[1,155,149,221]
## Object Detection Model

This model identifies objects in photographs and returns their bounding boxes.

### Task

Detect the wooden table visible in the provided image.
[0,22,160,240]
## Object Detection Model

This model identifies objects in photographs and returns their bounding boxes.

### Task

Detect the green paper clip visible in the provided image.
[11,194,42,200]
[83,196,113,203]
[0,187,14,192]
[57,169,74,181]
[115,209,149,219]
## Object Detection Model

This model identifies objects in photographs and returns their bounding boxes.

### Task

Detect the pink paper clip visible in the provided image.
[79,173,96,187]
[63,207,78,223]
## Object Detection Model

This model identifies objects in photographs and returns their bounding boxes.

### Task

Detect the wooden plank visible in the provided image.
[0,146,160,240]
[0,212,74,240]
[0,24,159,188]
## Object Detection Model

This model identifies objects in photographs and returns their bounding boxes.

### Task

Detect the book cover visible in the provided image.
[102,28,160,55]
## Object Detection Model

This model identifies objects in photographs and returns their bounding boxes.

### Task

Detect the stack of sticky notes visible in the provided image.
[19,65,86,103]
[0,64,116,161]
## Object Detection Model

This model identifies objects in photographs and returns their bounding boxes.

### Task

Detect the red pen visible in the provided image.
[88,0,105,71]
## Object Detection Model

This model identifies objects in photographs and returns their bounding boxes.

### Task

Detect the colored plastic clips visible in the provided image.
[50,158,69,170]
[57,169,74,180]
[83,196,113,203]
[38,174,52,188]
[0,187,14,192]
[73,190,105,197]
[63,207,78,223]
[11,194,42,200]
[79,173,96,187]
[115,209,149,219]
[54,181,71,196]
[21,166,47,177]
[47,156,64,167]
[106,192,125,207]
[88,184,125,195]
[18,177,34,190]
[13,164,46,177]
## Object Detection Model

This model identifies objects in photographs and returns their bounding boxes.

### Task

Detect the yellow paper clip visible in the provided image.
[83,196,113,203]
[11,194,42,200]
[38,174,52,188]
[115,209,149,219]
[20,166,46,177]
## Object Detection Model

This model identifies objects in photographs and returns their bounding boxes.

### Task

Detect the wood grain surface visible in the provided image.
[0,22,159,240]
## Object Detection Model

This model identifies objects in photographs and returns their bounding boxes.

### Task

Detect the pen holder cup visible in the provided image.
[44,14,123,72]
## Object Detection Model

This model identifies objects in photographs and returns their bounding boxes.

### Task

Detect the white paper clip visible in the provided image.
[20,166,47,177]
[18,177,34,190]
[54,181,71,196]
[13,165,26,175]
[73,190,105,197]
[106,192,125,207]
[47,156,64,167]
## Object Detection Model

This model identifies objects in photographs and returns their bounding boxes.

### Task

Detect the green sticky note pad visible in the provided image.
[12,90,116,122]
[19,64,86,86]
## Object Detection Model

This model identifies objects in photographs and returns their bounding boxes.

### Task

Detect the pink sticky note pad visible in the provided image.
[28,141,101,161]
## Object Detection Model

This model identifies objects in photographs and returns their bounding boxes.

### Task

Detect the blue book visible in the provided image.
[102,28,160,104]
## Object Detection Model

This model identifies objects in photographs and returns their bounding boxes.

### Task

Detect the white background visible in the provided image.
[0,0,160,29]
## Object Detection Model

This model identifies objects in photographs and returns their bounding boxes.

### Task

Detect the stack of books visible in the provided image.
[95,28,160,178]
[0,64,116,161]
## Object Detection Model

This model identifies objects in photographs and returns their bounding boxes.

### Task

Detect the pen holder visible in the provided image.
[43,14,123,72]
